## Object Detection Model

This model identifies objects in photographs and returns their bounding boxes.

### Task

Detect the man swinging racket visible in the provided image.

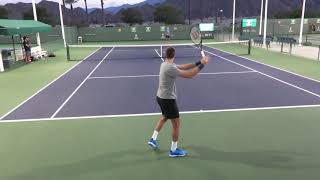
[148,46,209,157]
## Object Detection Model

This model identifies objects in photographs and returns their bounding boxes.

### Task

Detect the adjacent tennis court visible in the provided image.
[1,42,320,121]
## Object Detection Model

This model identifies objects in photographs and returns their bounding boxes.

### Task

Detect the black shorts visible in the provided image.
[156,96,180,119]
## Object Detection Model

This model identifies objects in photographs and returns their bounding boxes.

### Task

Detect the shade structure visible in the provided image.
[0,19,51,35]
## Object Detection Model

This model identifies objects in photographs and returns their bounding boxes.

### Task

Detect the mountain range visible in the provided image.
[0,0,319,25]
[105,0,165,14]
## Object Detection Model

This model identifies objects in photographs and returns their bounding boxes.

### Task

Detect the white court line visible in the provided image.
[50,47,115,119]
[0,48,103,120]
[203,49,320,99]
[204,45,320,84]
[1,104,320,123]
[154,49,164,61]
[199,71,256,75]
[87,71,257,80]
[89,75,159,79]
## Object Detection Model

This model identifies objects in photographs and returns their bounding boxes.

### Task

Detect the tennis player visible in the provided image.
[148,47,209,157]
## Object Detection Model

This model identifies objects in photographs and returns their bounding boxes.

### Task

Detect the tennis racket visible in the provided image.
[190,26,205,57]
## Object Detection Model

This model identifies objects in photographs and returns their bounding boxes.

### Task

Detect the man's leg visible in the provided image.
[151,116,167,140]
[155,116,167,132]
[170,118,180,150]
[148,116,167,149]
[24,51,27,63]
[169,118,187,157]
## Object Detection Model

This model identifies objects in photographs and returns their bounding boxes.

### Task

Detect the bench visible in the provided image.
[276,37,297,46]
[31,46,47,60]
[253,36,272,48]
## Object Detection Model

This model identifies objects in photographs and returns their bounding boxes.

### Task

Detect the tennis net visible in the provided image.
[66,40,251,61]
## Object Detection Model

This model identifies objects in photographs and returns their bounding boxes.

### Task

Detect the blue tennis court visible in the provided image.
[1,44,320,121]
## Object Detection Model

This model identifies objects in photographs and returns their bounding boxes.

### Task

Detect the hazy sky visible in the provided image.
[0,0,146,8]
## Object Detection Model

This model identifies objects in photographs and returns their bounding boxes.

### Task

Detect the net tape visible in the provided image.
[67,40,250,61]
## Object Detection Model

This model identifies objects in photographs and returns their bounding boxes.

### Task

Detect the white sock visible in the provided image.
[171,141,178,152]
[151,131,159,140]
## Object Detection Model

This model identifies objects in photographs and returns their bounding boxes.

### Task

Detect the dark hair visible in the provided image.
[166,47,175,59]
[23,36,27,40]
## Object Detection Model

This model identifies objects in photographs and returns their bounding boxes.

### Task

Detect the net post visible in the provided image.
[66,44,70,61]
[160,45,163,58]
[289,42,292,55]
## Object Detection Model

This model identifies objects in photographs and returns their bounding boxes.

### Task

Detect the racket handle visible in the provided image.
[201,50,205,57]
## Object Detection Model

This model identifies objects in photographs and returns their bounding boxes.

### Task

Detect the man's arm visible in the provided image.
[177,58,209,70]
[177,63,197,70]
[178,66,201,78]
[177,56,209,78]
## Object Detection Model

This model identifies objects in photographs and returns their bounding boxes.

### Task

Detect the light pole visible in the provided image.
[299,0,306,46]
[32,0,41,50]
[259,0,264,35]
[219,9,224,41]
[263,0,268,48]
[232,0,236,40]
[188,0,191,24]
[59,0,66,48]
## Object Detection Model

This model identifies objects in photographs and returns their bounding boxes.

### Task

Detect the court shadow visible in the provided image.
[6,146,319,180]
[7,150,155,180]
[188,145,319,170]
[5,149,170,180]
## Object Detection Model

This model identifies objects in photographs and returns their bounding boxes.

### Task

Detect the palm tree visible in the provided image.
[100,0,105,26]
[84,0,88,22]
[62,0,66,9]
[65,0,79,16]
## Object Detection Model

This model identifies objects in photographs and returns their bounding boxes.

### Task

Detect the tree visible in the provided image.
[273,7,320,18]
[100,0,105,25]
[0,7,8,19]
[62,0,66,9]
[23,7,51,24]
[84,0,88,22]
[121,8,143,25]
[154,5,184,24]
[65,0,79,15]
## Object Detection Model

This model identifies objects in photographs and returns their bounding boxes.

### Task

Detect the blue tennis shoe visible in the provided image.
[169,148,187,157]
[148,138,160,150]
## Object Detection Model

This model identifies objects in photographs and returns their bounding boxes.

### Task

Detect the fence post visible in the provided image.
[248,39,251,55]
[0,52,4,72]
[66,45,70,61]
[305,35,308,43]
[318,45,320,60]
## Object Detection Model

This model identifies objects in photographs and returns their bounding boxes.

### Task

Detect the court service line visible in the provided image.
[87,71,257,80]
[205,45,320,84]
[50,47,115,119]
[1,104,320,123]
[203,49,320,99]
[0,48,103,120]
